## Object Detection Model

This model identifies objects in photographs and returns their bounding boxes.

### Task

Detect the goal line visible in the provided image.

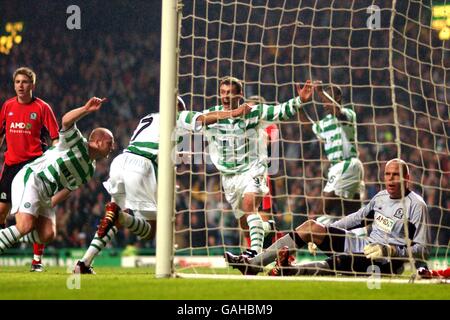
[176,273,447,285]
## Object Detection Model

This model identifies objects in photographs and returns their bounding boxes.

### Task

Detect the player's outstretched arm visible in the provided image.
[197,102,252,126]
[257,80,315,123]
[51,188,72,207]
[62,97,107,130]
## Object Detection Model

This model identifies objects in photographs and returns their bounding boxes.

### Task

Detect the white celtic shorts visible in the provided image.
[324,158,365,199]
[103,152,157,220]
[221,163,269,219]
[10,168,55,224]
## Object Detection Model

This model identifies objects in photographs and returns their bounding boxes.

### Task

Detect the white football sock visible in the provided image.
[81,227,118,266]
[246,213,264,254]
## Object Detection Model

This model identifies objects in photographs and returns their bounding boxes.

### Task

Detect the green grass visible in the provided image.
[0,266,447,300]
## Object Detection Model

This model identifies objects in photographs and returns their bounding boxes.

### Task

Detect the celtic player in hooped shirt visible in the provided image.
[195,77,315,255]
[299,83,365,219]
[0,97,114,255]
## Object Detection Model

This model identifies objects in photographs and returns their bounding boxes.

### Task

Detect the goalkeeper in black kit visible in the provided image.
[225,158,430,276]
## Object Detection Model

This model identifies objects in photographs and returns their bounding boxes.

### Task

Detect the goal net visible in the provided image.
[171,0,449,278]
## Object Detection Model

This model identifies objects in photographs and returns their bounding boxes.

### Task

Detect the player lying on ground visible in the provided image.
[225,158,430,276]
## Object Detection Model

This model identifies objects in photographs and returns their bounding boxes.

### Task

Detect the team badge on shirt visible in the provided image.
[394,208,404,219]
[30,112,37,120]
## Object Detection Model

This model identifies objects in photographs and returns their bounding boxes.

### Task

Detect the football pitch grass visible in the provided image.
[0,266,448,300]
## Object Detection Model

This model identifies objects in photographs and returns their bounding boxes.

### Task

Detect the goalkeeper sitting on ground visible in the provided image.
[225,158,430,276]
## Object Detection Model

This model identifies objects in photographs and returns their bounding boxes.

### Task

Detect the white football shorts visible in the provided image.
[221,163,269,219]
[324,158,365,199]
[103,152,157,220]
[10,168,55,224]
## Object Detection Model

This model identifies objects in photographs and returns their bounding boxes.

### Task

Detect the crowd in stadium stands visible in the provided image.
[0,2,448,254]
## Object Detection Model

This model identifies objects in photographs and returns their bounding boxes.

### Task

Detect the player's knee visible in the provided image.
[0,203,10,221]
[241,193,261,213]
[296,219,326,241]
[241,198,253,213]
[296,219,316,240]
[15,214,36,235]
[39,228,56,244]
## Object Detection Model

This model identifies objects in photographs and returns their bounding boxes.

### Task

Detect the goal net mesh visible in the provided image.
[174,0,449,277]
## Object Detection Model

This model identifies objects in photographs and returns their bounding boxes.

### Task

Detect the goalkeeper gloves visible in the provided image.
[363,243,397,260]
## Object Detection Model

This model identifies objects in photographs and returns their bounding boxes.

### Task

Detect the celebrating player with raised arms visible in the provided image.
[192,77,315,256]
[298,83,365,221]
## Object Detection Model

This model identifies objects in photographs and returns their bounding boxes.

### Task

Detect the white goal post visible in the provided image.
[155,0,179,278]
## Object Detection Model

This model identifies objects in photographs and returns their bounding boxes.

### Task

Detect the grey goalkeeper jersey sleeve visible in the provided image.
[331,190,430,259]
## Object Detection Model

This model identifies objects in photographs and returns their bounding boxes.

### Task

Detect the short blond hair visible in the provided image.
[13,67,36,84]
